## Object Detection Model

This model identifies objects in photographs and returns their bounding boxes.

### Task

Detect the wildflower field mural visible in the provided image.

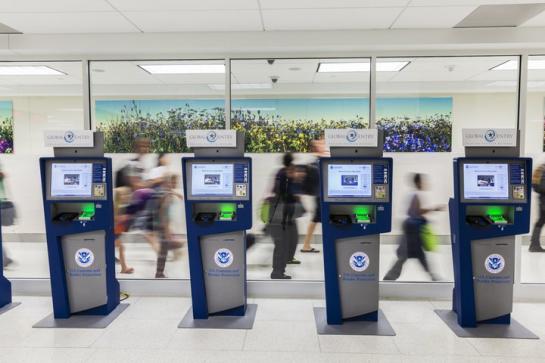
[95,97,451,153]
[0,101,13,153]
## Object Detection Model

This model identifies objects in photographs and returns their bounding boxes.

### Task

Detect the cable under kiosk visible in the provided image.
[314,129,395,336]
[435,128,538,339]
[34,131,127,328]
[179,130,257,330]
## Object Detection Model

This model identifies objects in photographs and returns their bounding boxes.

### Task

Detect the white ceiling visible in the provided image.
[2,56,543,97]
[0,0,545,34]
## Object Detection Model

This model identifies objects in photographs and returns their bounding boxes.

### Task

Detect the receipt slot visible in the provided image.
[179,130,257,330]
[313,129,395,336]
[436,129,538,339]
[34,132,126,328]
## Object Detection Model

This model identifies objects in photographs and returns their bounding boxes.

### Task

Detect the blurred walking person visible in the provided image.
[301,138,328,253]
[113,187,134,274]
[383,173,443,281]
[0,162,15,268]
[267,153,302,279]
[530,162,545,252]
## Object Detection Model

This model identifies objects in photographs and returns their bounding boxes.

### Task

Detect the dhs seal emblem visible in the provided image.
[215,248,233,268]
[484,129,496,142]
[485,254,505,274]
[206,131,217,143]
[349,251,369,272]
[346,129,358,143]
[64,130,75,143]
[75,248,94,268]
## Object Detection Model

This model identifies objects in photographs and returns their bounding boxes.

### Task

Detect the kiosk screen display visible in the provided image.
[51,163,93,197]
[327,164,372,197]
[463,163,509,200]
[191,164,234,196]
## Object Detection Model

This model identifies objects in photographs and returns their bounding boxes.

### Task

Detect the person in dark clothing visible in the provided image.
[383,173,443,281]
[530,164,545,252]
[268,153,301,279]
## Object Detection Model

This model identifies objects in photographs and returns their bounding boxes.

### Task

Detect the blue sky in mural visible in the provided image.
[95,97,451,123]
[0,101,12,120]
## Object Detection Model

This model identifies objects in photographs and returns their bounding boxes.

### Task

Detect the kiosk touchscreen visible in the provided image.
[437,129,537,339]
[315,129,395,336]
[180,130,256,329]
[36,132,124,328]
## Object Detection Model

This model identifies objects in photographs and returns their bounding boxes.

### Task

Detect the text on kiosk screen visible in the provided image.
[328,164,372,197]
[51,163,93,197]
[463,163,509,200]
[192,164,234,196]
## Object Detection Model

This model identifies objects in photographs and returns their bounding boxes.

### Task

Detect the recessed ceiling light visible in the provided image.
[209,83,272,90]
[0,65,65,76]
[139,64,225,74]
[289,67,301,71]
[317,61,409,73]
[491,59,545,71]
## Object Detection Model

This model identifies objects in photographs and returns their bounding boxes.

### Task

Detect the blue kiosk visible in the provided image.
[179,130,256,329]
[34,131,127,328]
[314,129,395,336]
[436,128,538,339]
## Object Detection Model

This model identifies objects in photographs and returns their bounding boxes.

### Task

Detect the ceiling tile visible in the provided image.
[455,4,545,28]
[108,0,258,11]
[260,0,409,9]
[0,12,139,33]
[393,6,477,28]
[410,0,545,6]
[124,10,262,32]
[520,8,545,26]
[0,0,113,12]
[262,8,404,30]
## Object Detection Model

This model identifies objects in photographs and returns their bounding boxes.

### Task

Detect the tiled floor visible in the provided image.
[1,296,545,362]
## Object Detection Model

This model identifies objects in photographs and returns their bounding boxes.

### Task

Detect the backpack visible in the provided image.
[532,164,545,194]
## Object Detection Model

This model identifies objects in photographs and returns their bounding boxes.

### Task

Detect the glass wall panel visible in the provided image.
[90,59,225,279]
[231,58,371,280]
[377,56,519,282]
[522,55,545,283]
[0,61,84,279]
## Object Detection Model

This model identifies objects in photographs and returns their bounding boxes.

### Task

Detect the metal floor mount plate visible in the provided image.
[0,302,21,315]
[314,308,396,336]
[435,309,539,339]
[179,304,257,330]
[33,303,129,329]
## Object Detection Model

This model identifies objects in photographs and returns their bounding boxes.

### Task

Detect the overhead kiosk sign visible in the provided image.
[462,128,517,147]
[186,130,237,148]
[325,128,378,147]
[44,130,94,148]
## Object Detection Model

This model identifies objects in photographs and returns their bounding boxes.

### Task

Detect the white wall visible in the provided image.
[3,92,538,237]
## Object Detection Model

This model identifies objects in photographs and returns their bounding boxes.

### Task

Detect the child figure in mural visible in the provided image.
[383,173,444,281]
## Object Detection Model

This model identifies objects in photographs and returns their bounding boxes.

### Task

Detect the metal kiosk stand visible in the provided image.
[436,128,538,339]
[34,131,127,328]
[179,130,257,330]
[314,129,395,336]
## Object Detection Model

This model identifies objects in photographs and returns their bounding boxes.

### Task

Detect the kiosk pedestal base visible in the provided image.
[435,310,538,339]
[313,308,395,336]
[0,302,20,315]
[178,304,257,330]
[33,303,129,329]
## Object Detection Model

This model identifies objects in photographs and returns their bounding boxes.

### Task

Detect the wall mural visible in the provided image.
[95,97,452,153]
[0,101,13,154]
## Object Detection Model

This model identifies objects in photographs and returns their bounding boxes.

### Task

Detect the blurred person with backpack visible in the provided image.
[300,138,328,253]
[266,153,305,279]
[383,173,443,281]
[530,163,545,252]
